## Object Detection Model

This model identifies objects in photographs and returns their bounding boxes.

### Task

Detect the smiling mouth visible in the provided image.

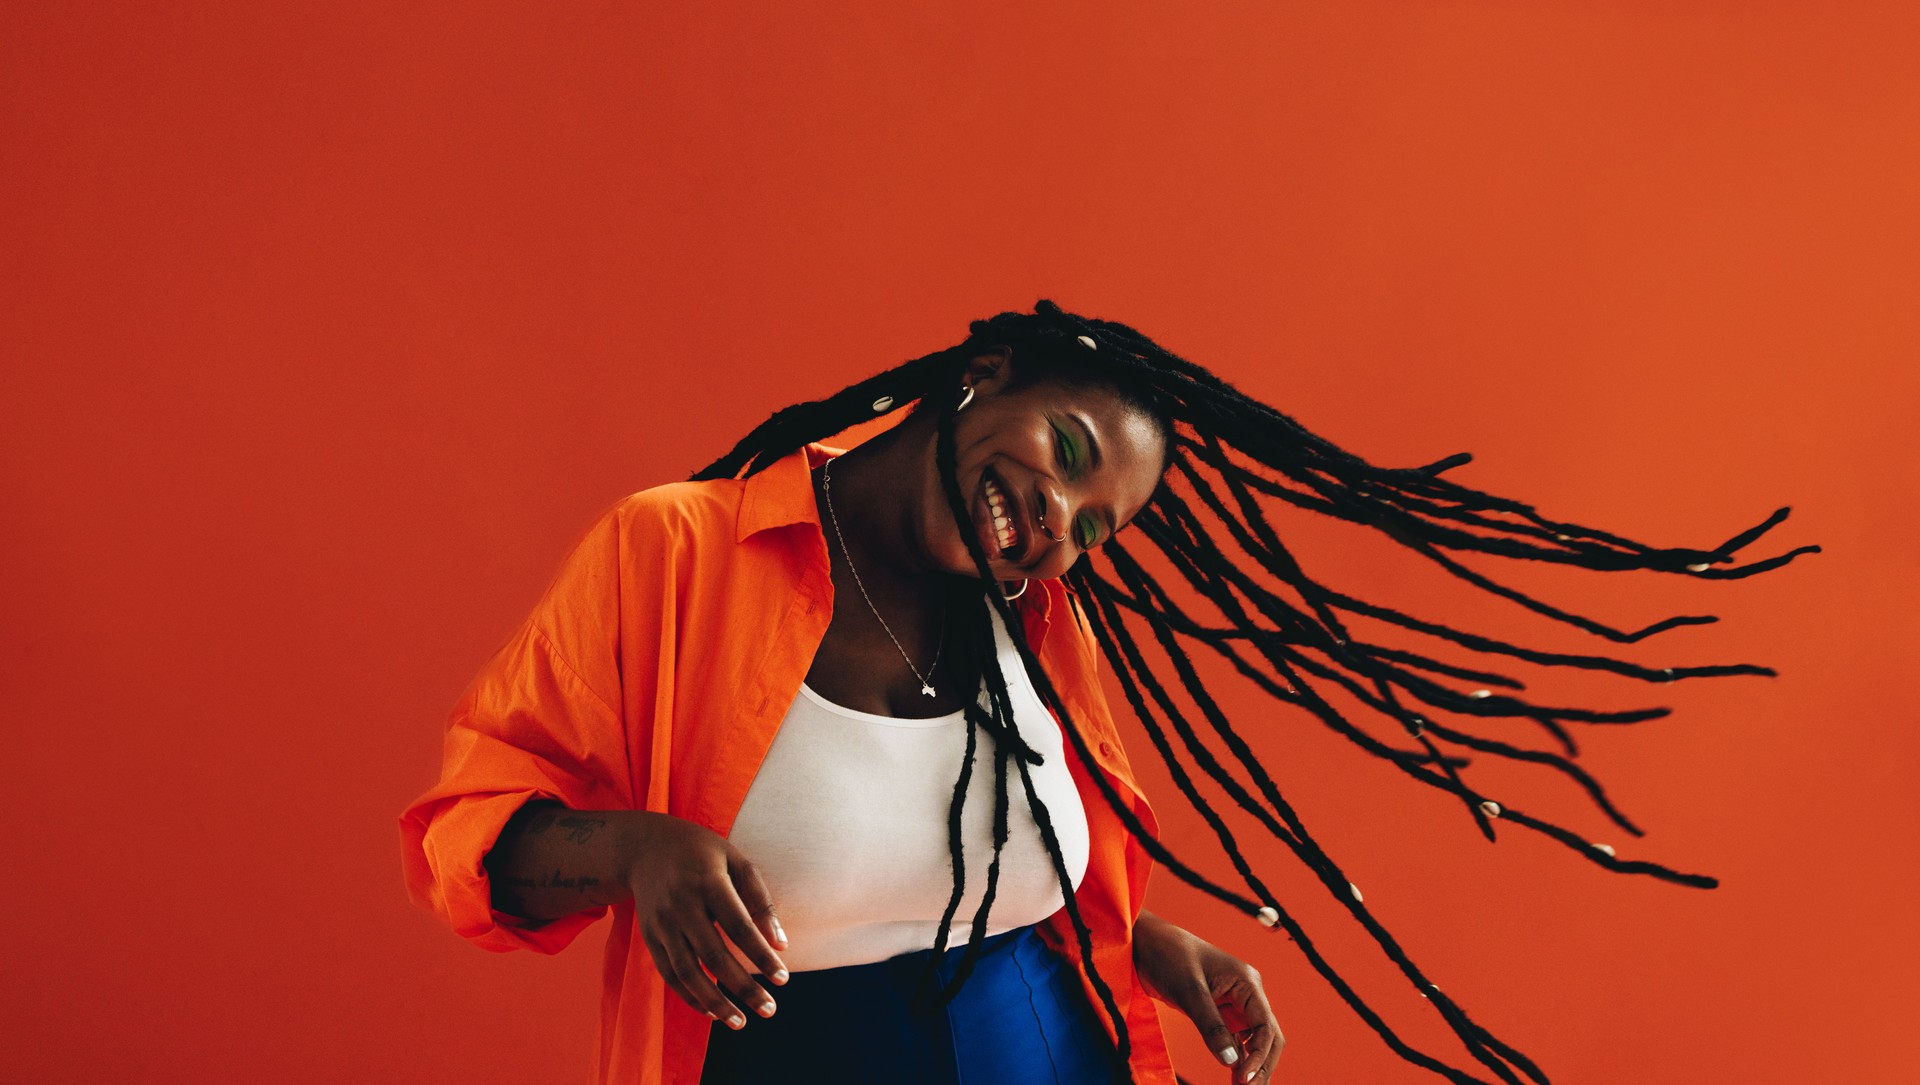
[979,471,1027,562]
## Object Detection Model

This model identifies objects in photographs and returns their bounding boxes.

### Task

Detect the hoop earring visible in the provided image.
[955,384,974,413]
[1000,578,1029,600]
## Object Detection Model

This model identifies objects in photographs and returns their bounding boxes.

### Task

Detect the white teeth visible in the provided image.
[983,474,1019,555]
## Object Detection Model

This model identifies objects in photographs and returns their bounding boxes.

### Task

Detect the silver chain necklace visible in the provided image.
[819,457,946,697]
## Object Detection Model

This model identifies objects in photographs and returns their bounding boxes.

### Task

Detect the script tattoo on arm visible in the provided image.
[504,869,603,892]
[484,802,624,922]
[521,807,561,836]
[557,815,605,844]
[514,806,604,843]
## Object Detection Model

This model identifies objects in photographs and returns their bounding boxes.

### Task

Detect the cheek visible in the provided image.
[920,475,987,571]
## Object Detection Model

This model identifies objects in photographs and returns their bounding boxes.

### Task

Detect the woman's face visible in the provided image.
[916,351,1168,583]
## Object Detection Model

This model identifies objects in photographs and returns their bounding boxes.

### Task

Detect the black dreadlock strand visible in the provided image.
[689,299,1817,1083]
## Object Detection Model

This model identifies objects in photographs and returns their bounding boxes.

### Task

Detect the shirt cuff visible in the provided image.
[419,788,611,955]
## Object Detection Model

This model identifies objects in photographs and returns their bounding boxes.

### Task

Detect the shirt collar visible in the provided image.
[734,442,842,543]
[732,442,1055,625]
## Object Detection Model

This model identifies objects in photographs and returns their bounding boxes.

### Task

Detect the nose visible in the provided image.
[1035,484,1070,544]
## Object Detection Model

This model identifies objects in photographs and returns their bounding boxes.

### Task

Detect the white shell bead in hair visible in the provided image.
[1479,800,1502,818]
[1686,562,1710,572]
[1255,906,1279,928]
[1348,882,1364,903]
[870,395,895,413]
[1593,842,1616,858]
[1468,688,1492,699]
[1076,334,1097,350]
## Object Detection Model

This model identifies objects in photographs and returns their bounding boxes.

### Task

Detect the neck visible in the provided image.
[815,415,944,591]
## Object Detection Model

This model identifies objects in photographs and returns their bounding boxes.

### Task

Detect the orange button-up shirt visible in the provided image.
[399,442,1174,1084]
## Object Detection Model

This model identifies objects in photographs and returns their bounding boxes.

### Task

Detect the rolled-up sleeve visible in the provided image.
[399,503,638,955]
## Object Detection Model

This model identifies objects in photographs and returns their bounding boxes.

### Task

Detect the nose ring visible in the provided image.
[1036,502,1068,543]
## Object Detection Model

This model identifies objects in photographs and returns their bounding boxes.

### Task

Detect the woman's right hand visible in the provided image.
[617,811,791,1029]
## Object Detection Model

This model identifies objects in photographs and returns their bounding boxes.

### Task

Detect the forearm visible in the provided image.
[482,800,638,923]
[1134,908,1178,945]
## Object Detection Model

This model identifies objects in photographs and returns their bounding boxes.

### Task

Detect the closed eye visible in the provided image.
[1075,514,1097,549]
[1051,421,1081,478]
[1050,418,1113,549]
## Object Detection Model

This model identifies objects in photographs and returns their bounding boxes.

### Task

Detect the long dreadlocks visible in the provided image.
[690,300,1818,1084]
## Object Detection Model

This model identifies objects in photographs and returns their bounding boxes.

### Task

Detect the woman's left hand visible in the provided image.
[1132,910,1283,1083]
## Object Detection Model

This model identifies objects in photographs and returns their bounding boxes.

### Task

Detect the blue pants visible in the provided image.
[699,923,1126,1085]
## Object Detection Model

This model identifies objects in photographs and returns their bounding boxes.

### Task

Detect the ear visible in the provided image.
[960,345,1014,392]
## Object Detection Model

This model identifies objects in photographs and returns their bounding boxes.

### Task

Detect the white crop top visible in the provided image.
[726,603,1091,973]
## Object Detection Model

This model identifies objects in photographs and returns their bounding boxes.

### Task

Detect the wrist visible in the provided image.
[605,810,667,901]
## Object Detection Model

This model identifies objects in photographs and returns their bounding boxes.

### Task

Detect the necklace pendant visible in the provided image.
[920,682,936,697]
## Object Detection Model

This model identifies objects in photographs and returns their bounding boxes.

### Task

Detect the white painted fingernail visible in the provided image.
[1218,1045,1241,1065]
[771,917,788,947]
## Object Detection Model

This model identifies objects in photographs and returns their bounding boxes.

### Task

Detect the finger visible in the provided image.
[1171,972,1244,1072]
[1225,976,1284,1083]
[714,854,790,984]
[687,918,778,1021]
[664,932,749,1029]
[641,930,719,1023]
[727,851,790,952]
[1233,1022,1283,1083]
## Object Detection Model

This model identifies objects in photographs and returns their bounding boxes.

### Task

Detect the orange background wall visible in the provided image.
[4,3,1914,1082]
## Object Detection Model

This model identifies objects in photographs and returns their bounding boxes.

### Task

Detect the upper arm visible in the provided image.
[398,496,665,953]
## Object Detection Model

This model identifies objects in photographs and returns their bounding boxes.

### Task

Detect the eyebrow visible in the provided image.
[1068,413,1119,542]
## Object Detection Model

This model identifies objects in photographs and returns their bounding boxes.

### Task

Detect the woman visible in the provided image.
[400,302,1814,1085]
